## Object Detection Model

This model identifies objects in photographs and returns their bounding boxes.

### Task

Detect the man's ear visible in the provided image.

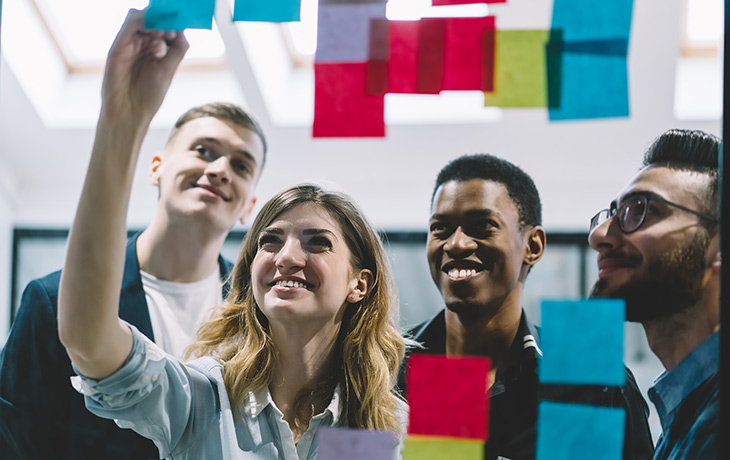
[238,196,257,225]
[148,154,163,186]
[524,225,546,267]
[707,234,721,273]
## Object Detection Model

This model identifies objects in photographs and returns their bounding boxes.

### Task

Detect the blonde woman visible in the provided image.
[58,10,406,460]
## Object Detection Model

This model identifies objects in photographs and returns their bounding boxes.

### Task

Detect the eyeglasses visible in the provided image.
[589,193,718,235]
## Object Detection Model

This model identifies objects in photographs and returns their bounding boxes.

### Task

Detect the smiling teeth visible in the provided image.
[276,280,307,288]
[448,268,477,279]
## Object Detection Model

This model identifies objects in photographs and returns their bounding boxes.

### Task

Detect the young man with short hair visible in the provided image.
[0,10,267,460]
[400,153,654,459]
[589,129,720,459]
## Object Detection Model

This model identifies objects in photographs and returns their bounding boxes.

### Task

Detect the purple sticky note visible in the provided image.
[316,427,396,460]
[316,3,387,63]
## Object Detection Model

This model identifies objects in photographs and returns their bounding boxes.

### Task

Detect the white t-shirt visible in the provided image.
[140,269,223,360]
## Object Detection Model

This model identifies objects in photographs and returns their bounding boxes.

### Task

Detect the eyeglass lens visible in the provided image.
[618,196,647,233]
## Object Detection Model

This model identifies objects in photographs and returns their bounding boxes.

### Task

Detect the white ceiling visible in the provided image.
[0,0,723,233]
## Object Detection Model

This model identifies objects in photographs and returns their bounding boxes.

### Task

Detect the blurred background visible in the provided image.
[1,0,723,442]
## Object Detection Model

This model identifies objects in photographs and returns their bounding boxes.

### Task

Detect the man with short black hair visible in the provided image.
[400,153,654,459]
[589,129,720,459]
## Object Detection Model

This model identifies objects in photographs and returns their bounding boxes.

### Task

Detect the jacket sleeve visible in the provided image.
[0,276,71,460]
[620,366,655,460]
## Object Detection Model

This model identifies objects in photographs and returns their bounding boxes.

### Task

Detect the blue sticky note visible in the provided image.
[146,0,215,31]
[536,402,625,460]
[539,299,625,385]
[551,0,633,42]
[233,0,301,23]
[316,427,396,460]
[315,3,387,63]
[547,51,630,121]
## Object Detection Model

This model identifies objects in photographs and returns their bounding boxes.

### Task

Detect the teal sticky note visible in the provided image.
[536,402,625,460]
[539,299,625,385]
[233,0,301,23]
[551,0,633,42]
[146,0,215,31]
[547,51,629,121]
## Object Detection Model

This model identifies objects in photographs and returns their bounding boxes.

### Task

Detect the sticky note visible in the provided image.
[551,0,633,42]
[316,3,387,63]
[536,402,625,460]
[483,29,551,108]
[403,436,484,460]
[546,51,629,120]
[365,19,389,95]
[417,17,496,92]
[407,354,489,440]
[233,0,301,23]
[313,62,385,137]
[385,20,421,93]
[416,18,445,93]
[539,299,625,385]
[146,0,215,31]
[432,0,505,4]
[316,427,396,460]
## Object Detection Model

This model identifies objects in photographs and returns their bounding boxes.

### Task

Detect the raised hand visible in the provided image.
[101,8,189,125]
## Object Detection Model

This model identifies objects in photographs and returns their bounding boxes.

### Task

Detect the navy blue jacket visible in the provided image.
[398,309,655,460]
[0,234,233,460]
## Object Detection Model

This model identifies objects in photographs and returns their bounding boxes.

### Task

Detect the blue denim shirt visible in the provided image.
[72,324,348,460]
[648,332,719,460]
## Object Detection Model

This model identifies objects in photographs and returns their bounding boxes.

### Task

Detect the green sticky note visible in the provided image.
[484,30,550,108]
[403,437,483,460]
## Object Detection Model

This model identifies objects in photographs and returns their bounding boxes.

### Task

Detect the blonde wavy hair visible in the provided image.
[187,184,406,435]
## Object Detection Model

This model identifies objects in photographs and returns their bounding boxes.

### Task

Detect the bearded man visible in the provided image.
[589,129,720,460]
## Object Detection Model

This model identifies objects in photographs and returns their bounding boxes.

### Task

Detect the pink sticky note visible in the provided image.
[386,20,421,94]
[441,16,496,91]
[366,18,389,96]
[407,354,490,440]
[313,63,385,138]
[416,18,445,94]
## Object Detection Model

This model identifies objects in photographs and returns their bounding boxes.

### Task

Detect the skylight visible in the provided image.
[31,0,226,71]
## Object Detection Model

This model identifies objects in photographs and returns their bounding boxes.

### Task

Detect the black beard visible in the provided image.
[589,234,708,322]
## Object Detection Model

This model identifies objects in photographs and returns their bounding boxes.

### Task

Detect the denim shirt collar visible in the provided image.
[648,331,719,432]
[248,385,342,421]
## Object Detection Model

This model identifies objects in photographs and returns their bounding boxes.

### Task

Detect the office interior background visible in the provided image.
[0,0,723,443]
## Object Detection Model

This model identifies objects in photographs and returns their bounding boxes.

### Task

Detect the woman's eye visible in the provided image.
[258,235,280,249]
[307,236,332,251]
[429,223,450,236]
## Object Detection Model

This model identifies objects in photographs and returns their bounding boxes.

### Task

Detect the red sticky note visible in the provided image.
[416,18,445,94]
[407,354,490,440]
[387,20,421,93]
[314,62,385,138]
[432,0,506,4]
[442,16,496,91]
[366,18,389,95]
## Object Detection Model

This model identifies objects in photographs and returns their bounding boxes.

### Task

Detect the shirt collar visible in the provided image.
[247,385,343,421]
[648,331,719,432]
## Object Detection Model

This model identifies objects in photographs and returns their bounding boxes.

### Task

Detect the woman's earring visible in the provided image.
[349,293,358,301]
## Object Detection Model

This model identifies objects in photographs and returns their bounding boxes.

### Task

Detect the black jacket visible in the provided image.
[398,309,655,460]
[0,234,233,460]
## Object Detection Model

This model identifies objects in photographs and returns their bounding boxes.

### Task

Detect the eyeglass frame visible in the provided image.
[589,192,718,235]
